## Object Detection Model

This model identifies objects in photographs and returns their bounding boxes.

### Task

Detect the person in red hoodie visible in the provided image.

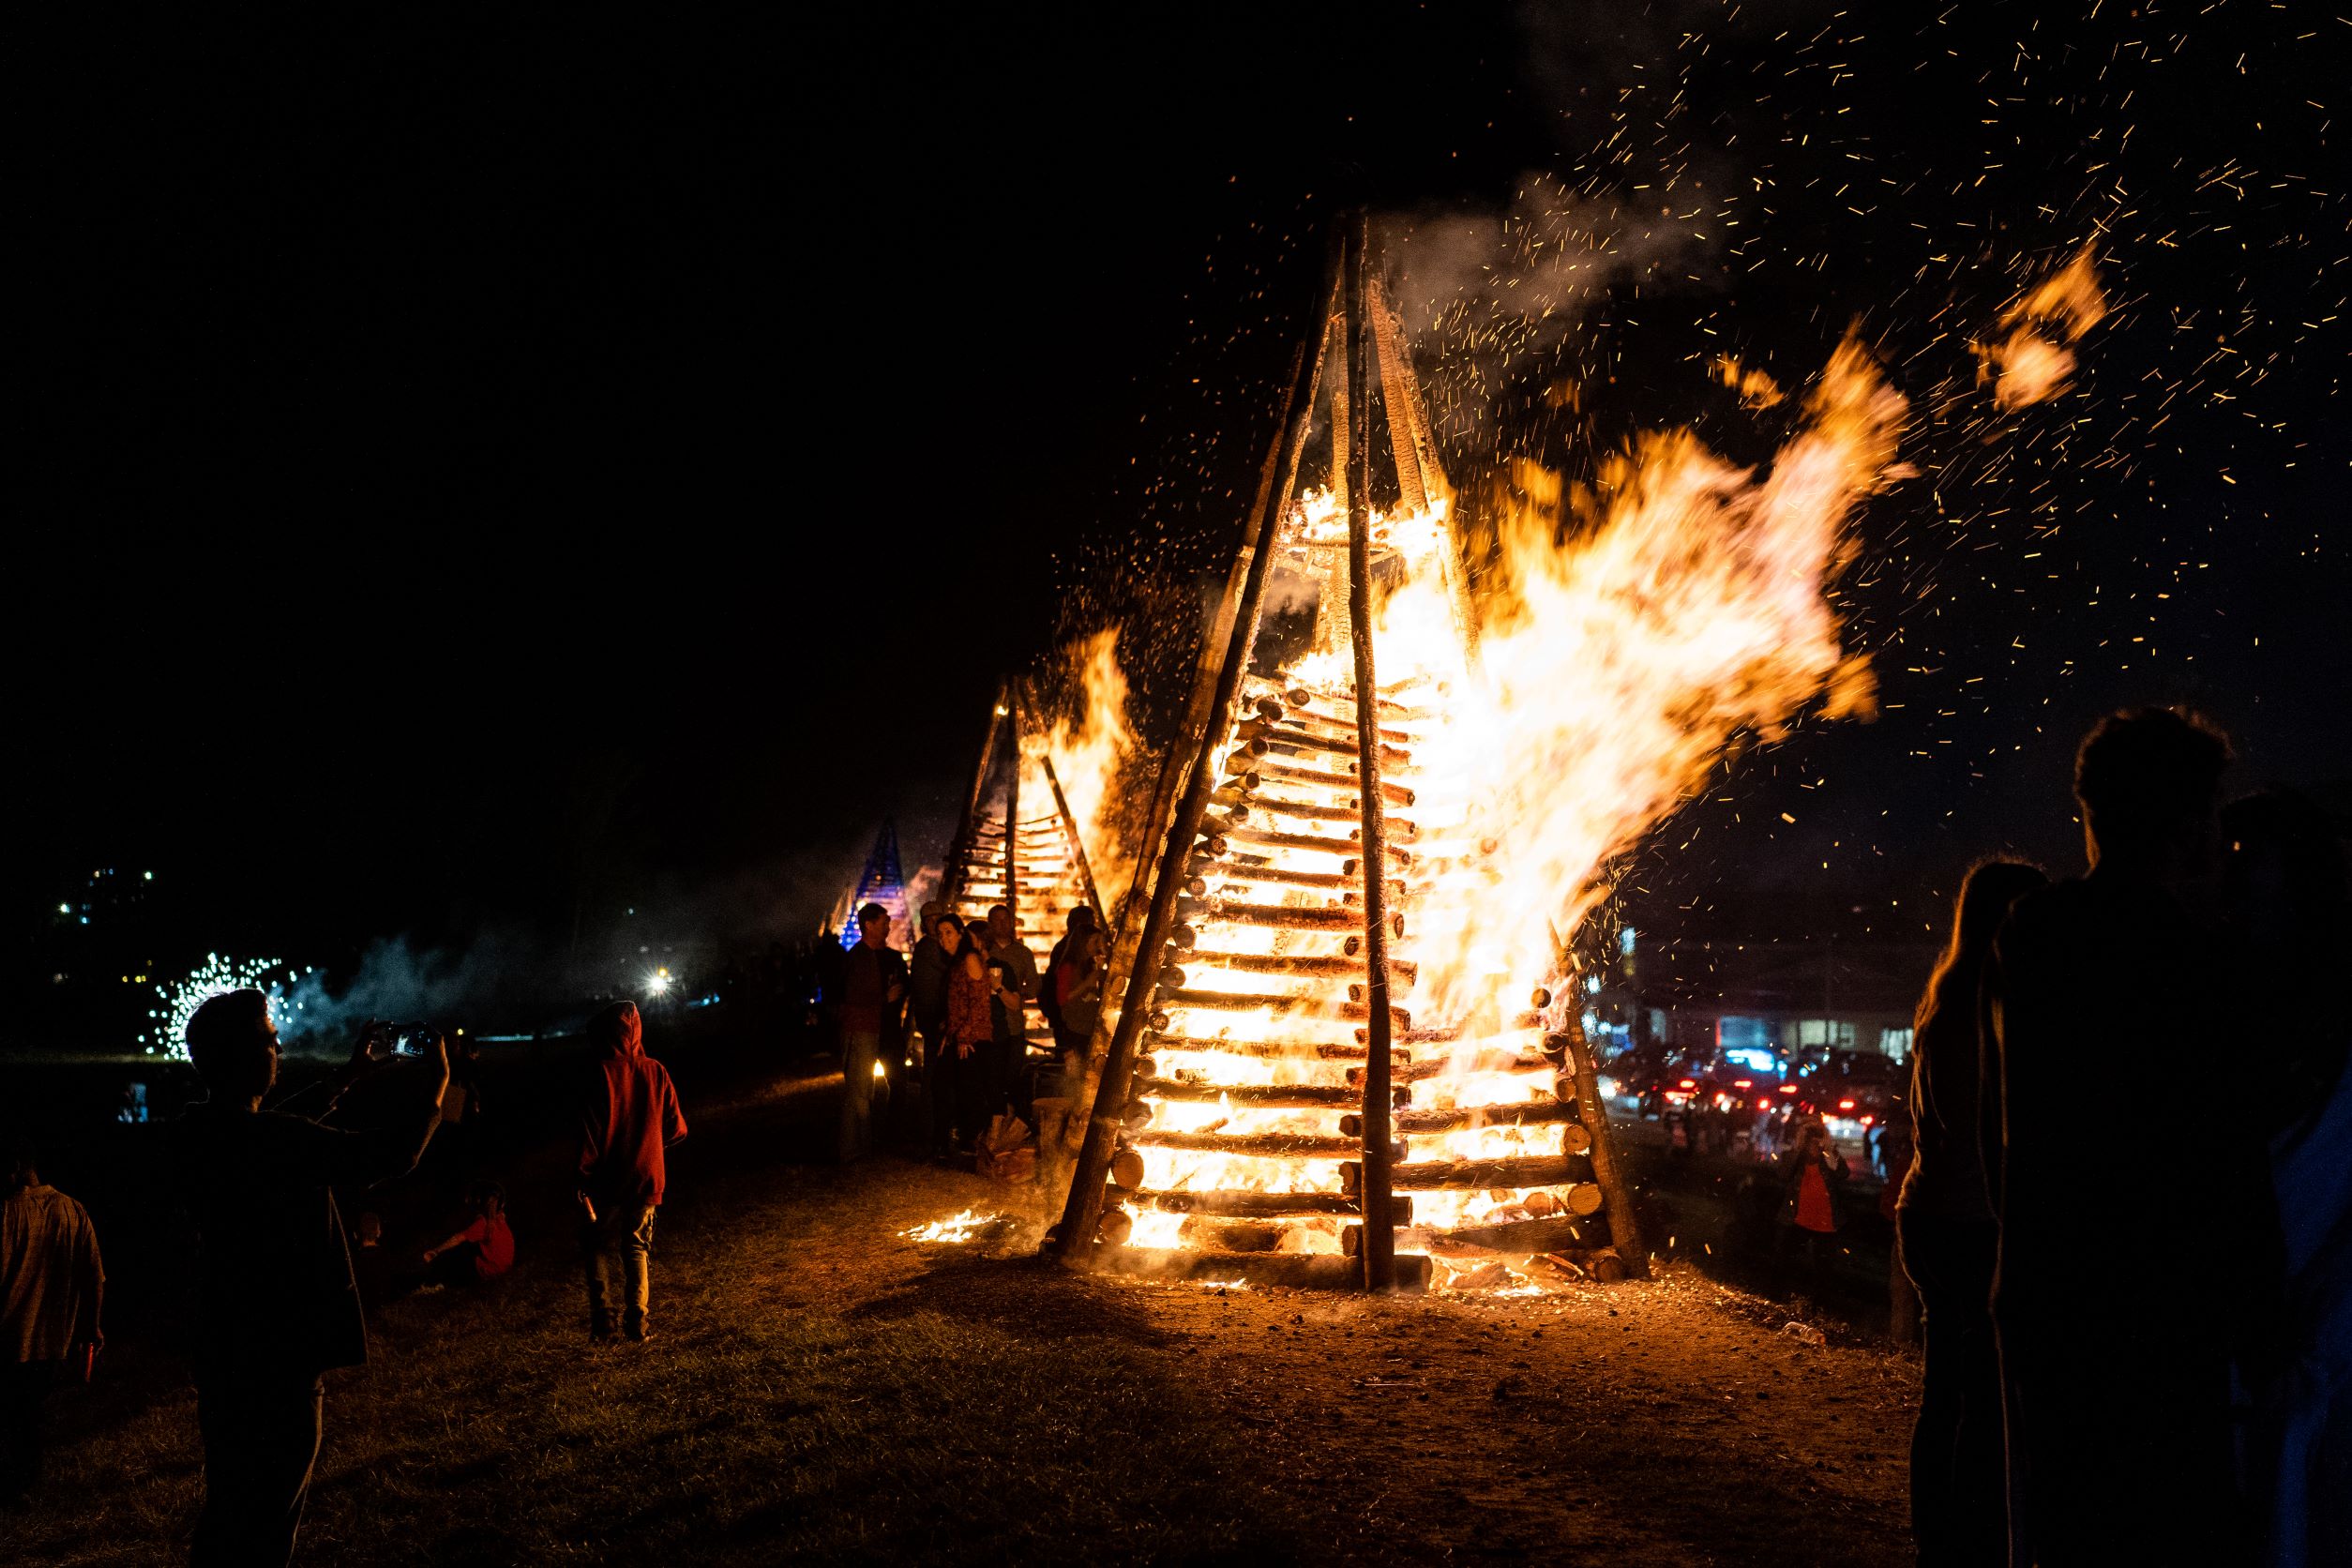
[576,1001,686,1344]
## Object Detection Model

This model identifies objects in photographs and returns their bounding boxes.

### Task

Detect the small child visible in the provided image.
[419,1183,514,1288]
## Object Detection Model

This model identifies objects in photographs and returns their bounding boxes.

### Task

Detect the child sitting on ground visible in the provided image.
[418,1183,515,1289]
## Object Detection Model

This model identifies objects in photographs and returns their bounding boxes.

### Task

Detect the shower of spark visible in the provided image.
[143,954,317,1058]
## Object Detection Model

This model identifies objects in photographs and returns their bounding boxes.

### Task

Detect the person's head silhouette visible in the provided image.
[2073,707,2232,884]
[186,988,279,1105]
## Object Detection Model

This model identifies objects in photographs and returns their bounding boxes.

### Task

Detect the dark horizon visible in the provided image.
[21,5,2347,1047]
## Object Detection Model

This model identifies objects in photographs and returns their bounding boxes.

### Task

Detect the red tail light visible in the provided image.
[1780,1084,1799,1094]
[1678,1079,1696,1089]
[1838,1099,1856,1111]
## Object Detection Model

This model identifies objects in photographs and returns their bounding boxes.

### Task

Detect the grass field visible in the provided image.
[10,1057,1920,1566]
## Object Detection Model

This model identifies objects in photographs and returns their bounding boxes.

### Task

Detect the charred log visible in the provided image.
[1133,1128,1406,1160]
[1344,1157,1607,1203]
[1338,1101,1582,1137]
[1095,1246,1431,1294]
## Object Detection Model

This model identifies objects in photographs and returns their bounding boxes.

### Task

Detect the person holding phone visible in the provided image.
[173,992,445,1566]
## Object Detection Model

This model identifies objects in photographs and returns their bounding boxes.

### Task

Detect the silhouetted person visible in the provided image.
[1983,708,2283,1564]
[2224,789,2352,1567]
[1053,922,1108,1057]
[1896,858,2046,1568]
[349,1212,395,1310]
[1041,905,1100,1054]
[2223,790,2352,1139]
[908,899,954,1065]
[431,1028,486,1168]
[576,1000,685,1344]
[173,993,445,1566]
[985,903,1038,1014]
[924,915,971,1155]
[942,924,1000,1154]
[2,1133,104,1506]
[985,904,1037,1118]
[836,902,908,1162]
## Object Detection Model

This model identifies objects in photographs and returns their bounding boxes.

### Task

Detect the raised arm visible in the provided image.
[282,1027,448,1188]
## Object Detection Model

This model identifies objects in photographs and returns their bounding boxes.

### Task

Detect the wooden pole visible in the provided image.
[1052,231,1340,1262]
[1558,998,1650,1277]
[1038,752,1105,927]
[1004,691,1021,931]
[1369,272,1480,669]
[1343,210,1398,1295]
[1038,460,1263,1211]
[941,681,1009,907]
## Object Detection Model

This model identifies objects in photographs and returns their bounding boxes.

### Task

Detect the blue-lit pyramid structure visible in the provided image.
[832,818,912,949]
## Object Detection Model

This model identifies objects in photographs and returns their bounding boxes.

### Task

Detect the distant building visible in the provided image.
[1589,934,1934,1069]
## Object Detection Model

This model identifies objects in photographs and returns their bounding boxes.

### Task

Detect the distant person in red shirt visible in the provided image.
[1774,1116,1847,1304]
[576,1001,686,1344]
[420,1183,514,1289]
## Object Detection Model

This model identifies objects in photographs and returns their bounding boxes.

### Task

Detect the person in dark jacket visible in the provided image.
[173,991,445,1567]
[1895,857,2046,1568]
[908,900,954,1059]
[577,1000,686,1344]
[836,902,909,1162]
[924,915,971,1156]
[1040,905,1100,1055]
[1982,708,2284,1565]
[1052,922,1108,1058]
[942,929,1001,1154]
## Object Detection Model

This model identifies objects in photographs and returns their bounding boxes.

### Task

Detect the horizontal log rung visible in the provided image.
[1094,1246,1430,1293]
[1340,1101,1582,1137]
[1150,1034,1407,1063]
[1181,950,1416,982]
[1251,758,1415,807]
[1133,1189,1413,1222]
[1131,1129,1405,1159]
[1134,1077,1388,1108]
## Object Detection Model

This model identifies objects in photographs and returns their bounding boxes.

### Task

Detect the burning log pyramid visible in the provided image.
[1052,219,1646,1293]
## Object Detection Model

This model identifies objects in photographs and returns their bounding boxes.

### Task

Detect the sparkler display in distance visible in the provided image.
[143,954,316,1058]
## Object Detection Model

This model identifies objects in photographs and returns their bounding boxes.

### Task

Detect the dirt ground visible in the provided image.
[809,1169,1920,1567]
[12,1062,1920,1566]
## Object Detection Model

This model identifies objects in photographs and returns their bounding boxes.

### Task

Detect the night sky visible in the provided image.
[21,5,2347,1034]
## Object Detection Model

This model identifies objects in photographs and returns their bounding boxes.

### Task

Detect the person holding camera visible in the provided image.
[173,992,445,1567]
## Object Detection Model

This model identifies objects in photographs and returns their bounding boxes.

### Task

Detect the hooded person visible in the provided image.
[576,1000,686,1344]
